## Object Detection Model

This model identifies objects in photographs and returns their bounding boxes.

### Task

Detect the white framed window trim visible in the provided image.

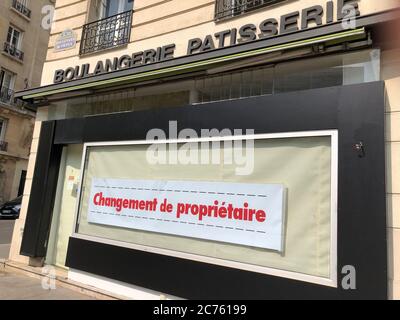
[0,68,16,90]
[7,25,23,50]
[71,130,339,288]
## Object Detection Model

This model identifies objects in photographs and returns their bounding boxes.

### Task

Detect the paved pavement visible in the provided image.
[0,271,95,300]
[0,220,15,259]
[0,220,95,300]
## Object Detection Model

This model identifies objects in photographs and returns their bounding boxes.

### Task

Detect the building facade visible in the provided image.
[0,0,52,204]
[8,0,400,299]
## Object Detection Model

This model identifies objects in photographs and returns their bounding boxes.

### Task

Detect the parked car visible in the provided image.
[0,196,22,219]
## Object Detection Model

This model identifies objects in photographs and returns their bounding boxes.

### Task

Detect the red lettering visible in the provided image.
[256,210,266,222]
[93,192,103,205]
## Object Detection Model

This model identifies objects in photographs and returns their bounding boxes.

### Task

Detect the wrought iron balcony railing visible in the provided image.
[0,141,8,152]
[0,87,14,105]
[12,0,31,19]
[3,42,24,61]
[215,0,286,20]
[80,10,133,55]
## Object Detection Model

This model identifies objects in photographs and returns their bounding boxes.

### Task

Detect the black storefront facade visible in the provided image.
[12,5,400,300]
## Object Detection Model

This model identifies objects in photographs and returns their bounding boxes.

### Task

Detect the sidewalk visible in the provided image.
[0,220,14,260]
[0,244,10,260]
[0,259,125,300]
[0,269,96,300]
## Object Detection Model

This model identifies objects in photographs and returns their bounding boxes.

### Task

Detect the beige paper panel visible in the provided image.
[77,136,332,278]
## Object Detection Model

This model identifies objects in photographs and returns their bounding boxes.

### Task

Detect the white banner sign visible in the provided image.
[88,179,285,251]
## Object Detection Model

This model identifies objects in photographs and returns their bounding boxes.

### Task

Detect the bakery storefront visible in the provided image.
[11,0,400,299]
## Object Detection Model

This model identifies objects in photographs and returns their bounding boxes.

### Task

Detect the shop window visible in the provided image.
[57,87,190,120]
[73,131,337,286]
[195,49,380,102]
[273,49,380,93]
[194,66,274,104]
[47,49,380,120]
[46,145,84,267]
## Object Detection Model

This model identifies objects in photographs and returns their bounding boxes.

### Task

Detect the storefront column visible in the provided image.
[382,48,400,299]
[8,107,49,265]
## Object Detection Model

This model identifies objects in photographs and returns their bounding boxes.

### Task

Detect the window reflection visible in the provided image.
[47,49,380,120]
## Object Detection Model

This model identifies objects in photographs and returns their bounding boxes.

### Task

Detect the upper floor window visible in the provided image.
[79,0,134,55]
[11,0,32,19]
[0,69,16,104]
[98,0,134,19]
[3,25,24,61]
[0,117,8,152]
[0,118,5,135]
[7,26,22,49]
[215,0,286,21]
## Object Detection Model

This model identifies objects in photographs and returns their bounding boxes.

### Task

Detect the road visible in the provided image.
[0,220,15,259]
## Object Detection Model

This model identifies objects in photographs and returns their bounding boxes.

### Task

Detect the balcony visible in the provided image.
[80,10,133,56]
[11,0,31,19]
[0,87,14,105]
[3,42,24,61]
[215,0,286,21]
[0,141,8,152]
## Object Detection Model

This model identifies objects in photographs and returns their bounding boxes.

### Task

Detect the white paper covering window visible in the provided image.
[74,133,336,284]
